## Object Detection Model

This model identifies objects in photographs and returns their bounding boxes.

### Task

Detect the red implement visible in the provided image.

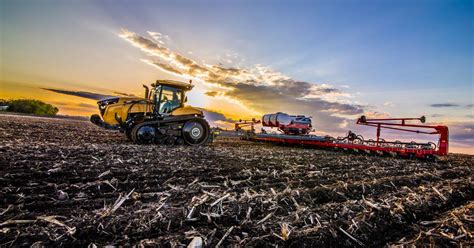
[236,115,449,160]
[356,116,449,156]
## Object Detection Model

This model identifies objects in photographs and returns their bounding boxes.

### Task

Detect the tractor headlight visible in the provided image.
[98,97,119,107]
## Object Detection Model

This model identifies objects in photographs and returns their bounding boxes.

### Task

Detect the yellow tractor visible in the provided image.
[90,80,211,145]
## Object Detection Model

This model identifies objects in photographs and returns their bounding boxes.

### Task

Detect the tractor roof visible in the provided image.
[154,80,194,91]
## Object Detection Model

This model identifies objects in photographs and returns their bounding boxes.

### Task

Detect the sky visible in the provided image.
[0,0,473,154]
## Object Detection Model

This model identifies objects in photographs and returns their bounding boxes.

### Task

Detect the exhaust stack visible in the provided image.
[143,85,150,99]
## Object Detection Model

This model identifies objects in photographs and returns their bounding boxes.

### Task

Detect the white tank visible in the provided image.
[262,112,292,127]
[277,113,291,125]
[262,114,272,126]
[269,114,277,126]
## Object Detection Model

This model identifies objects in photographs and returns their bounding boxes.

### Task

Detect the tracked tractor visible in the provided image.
[90,80,211,145]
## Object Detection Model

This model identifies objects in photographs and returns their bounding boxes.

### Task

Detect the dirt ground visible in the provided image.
[0,114,472,247]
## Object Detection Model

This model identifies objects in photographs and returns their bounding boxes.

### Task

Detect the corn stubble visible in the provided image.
[0,115,472,247]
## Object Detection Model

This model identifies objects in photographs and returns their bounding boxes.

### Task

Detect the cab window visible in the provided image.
[159,86,183,113]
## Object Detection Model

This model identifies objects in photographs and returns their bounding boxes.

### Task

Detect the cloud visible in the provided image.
[42,88,112,100]
[430,103,459,108]
[119,29,366,133]
[50,101,98,114]
[219,81,363,116]
[383,102,395,107]
[205,91,219,97]
[52,101,96,109]
[449,122,474,147]
[78,103,97,109]
[114,92,137,97]
[362,111,390,119]
[200,108,235,129]
[201,108,234,122]
[147,31,170,44]
[144,60,183,75]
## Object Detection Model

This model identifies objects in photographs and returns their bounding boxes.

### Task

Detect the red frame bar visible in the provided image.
[250,136,442,158]
[244,115,449,157]
[235,119,260,132]
[356,116,449,155]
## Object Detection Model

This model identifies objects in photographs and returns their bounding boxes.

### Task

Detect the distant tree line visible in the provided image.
[0,99,59,116]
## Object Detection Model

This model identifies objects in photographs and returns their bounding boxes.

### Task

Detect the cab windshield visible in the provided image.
[157,86,183,114]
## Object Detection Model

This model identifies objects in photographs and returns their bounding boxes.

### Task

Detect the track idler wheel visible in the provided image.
[182,118,210,146]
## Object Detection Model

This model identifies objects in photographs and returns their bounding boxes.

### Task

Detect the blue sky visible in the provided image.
[1,0,473,152]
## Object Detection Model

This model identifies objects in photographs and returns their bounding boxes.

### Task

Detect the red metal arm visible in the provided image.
[235,119,260,132]
[357,116,449,155]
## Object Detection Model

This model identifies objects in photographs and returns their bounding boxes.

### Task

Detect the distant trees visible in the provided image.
[1,99,59,116]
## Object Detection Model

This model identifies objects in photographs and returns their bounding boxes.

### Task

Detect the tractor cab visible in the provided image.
[147,80,193,115]
[157,86,182,114]
[144,80,202,118]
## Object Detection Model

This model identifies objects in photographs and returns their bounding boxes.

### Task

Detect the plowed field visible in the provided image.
[0,115,472,247]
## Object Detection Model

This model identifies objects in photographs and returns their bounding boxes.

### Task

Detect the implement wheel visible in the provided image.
[182,118,210,146]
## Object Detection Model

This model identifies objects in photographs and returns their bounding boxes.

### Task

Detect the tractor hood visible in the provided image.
[96,96,151,117]
[97,97,119,116]
[97,96,147,107]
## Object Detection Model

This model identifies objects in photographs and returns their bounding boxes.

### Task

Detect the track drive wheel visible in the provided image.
[182,118,210,146]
